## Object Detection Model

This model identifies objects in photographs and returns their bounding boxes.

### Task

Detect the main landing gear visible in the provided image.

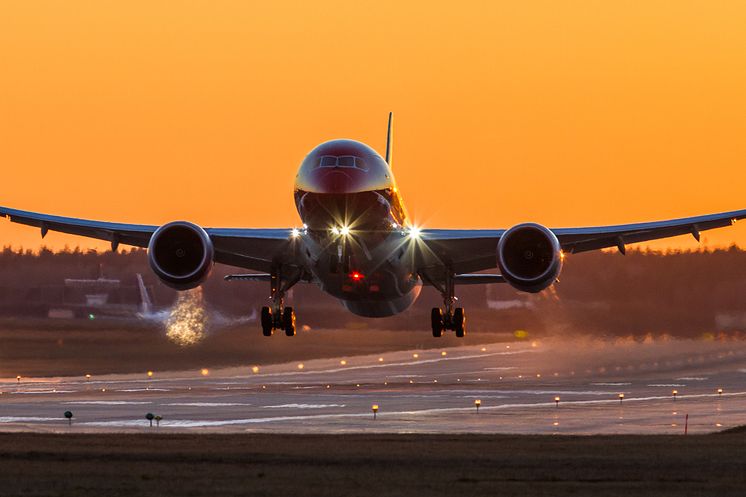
[430,272,466,338]
[260,268,299,337]
[261,305,296,337]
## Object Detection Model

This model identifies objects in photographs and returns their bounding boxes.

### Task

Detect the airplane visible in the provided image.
[1,113,745,338]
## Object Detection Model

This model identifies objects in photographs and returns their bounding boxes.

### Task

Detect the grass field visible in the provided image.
[1,431,744,496]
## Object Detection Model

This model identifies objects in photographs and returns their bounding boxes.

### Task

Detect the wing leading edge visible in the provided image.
[418,208,746,274]
[0,206,295,273]
[2,205,744,277]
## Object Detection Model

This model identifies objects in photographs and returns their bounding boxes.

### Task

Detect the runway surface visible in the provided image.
[1,337,745,434]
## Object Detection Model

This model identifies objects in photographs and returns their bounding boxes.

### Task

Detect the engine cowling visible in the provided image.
[497,223,562,293]
[148,221,214,290]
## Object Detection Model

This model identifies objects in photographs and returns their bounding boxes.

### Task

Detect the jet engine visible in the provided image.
[148,221,214,290]
[497,223,562,293]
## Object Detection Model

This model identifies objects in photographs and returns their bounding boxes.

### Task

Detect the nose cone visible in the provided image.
[295,139,393,194]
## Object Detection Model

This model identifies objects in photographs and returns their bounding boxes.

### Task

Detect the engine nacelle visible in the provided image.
[148,221,214,290]
[497,223,562,293]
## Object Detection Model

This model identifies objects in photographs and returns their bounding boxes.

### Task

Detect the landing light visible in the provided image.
[290,228,301,238]
[339,226,351,236]
[407,226,421,240]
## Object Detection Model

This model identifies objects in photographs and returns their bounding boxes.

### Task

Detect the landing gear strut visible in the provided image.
[430,271,466,338]
[260,267,299,337]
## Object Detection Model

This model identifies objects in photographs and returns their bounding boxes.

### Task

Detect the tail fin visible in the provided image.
[137,274,153,315]
[385,111,393,167]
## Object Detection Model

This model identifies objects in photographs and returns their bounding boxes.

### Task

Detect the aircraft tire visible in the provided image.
[431,308,444,337]
[283,307,296,337]
[261,306,273,336]
[454,307,466,337]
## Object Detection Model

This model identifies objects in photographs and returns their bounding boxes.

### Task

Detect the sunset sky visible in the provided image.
[1,1,745,252]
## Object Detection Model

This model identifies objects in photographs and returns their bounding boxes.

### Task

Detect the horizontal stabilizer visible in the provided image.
[224,273,272,282]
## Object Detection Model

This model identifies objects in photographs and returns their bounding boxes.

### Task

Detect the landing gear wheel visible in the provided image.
[261,306,273,336]
[453,307,466,338]
[283,307,296,337]
[431,308,444,338]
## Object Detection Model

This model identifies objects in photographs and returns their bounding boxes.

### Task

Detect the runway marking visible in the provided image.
[64,401,153,405]
[262,404,346,409]
[240,350,535,378]
[117,388,171,392]
[10,390,75,395]
[0,417,62,422]
[164,402,253,407]
[77,391,746,429]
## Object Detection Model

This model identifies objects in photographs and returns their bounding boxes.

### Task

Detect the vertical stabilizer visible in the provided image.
[385,112,393,167]
[137,273,153,315]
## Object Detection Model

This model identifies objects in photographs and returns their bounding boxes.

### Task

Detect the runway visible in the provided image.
[1,337,745,434]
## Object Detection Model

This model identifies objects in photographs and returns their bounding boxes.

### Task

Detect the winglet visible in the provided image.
[385,112,393,167]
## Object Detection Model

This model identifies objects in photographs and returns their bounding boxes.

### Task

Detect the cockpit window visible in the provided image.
[337,156,355,167]
[317,155,368,171]
[320,156,337,167]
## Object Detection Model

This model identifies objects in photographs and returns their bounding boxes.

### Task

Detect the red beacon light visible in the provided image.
[349,271,365,281]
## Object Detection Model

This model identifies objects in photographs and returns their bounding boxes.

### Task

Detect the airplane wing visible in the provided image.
[0,206,294,273]
[419,209,746,275]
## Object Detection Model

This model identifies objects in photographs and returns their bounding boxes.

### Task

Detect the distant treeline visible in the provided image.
[1,246,745,336]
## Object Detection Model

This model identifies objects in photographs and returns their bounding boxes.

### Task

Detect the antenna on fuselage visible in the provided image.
[385,112,393,167]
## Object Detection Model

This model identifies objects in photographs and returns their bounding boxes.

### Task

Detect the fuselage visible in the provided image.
[293,139,421,317]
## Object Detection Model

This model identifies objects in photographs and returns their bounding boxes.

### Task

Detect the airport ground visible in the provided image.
[3,321,746,496]
[1,431,745,497]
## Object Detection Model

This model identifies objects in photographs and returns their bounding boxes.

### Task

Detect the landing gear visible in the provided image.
[260,266,301,337]
[430,270,467,338]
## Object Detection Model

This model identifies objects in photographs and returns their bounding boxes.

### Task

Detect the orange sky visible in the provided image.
[1,1,745,252]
